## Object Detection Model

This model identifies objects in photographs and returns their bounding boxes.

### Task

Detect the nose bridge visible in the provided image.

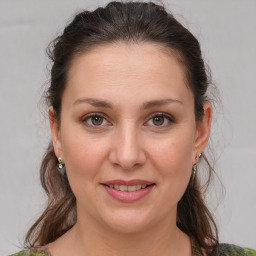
[110,119,145,169]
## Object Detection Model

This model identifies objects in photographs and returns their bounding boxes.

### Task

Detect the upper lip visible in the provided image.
[101,179,155,186]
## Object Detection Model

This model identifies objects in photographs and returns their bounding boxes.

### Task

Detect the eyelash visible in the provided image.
[81,112,174,128]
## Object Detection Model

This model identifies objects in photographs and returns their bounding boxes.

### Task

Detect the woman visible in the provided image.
[11,1,256,256]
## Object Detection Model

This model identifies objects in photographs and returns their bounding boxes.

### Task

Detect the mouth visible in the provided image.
[100,179,155,202]
[102,183,155,192]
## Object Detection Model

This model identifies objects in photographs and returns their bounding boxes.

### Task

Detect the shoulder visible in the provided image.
[9,250,50,256]
[219,243,256,256]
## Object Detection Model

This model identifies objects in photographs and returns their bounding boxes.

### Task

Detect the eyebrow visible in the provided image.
[72,97,183,109]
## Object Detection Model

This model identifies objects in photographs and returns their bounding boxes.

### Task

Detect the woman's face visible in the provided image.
[50,43,211,233]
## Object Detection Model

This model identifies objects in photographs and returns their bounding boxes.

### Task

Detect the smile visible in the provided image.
[104,184,152,191]
[101,180,155,202]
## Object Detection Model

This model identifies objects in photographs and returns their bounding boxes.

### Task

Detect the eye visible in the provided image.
[82,113,110,127]
[145,112,174,127]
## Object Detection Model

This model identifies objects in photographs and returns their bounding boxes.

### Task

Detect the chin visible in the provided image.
[99,208,157,234]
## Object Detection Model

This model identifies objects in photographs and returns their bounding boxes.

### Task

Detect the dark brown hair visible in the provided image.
[26,1,219,255]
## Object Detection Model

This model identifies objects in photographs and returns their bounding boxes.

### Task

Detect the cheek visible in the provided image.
[60,128,110,194]
[61,134,107,217]
[150,133,194,174]
[149,132,194,200]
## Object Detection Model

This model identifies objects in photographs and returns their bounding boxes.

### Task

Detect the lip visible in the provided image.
[101,179,154,186]
[101,179,155,203]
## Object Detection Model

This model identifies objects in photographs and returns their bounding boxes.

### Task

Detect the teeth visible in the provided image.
[128,185,137,192]
[136,185,142,190]
[108,184,152,191]
[119,185,127,191]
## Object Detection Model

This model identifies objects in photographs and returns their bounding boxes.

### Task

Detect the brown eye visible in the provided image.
[152,116,165,126]
[145,113,174,127]
[83,113,109,127]
[91,116,104,126]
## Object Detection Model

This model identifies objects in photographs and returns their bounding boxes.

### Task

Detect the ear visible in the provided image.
[49,106,63,159]
[193,101,212,162]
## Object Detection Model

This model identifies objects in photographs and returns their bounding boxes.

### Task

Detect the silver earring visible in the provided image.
[57,157,66,175]
[191,152,202,185]
[192,164,197,184]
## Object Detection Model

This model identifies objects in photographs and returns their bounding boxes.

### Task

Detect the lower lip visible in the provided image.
[102,185,155,202]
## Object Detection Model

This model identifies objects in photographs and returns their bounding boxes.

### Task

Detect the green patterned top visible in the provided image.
[9,252,49,256]
[9,243,256,256]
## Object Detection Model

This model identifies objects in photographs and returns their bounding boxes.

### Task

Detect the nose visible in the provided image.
[108,122,146,170]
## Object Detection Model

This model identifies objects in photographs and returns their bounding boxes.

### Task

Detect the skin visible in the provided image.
[48,42,212,256]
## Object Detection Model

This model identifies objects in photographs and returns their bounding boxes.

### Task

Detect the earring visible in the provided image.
[57,157,66,175]
[192,153,201,184]
[195,152,202,162]
[191,164,197,184]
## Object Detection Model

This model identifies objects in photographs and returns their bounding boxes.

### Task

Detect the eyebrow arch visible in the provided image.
[73,98,113,108]
[141,98,183,110]
[72,97,183,109]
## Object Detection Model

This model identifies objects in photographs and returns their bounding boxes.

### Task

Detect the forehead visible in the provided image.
[64,42,192,106]
[68,42,187,81]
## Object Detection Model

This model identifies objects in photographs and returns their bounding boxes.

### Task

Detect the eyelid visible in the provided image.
[81,111,175,128]
[144,112,175,127]
[81,112,111,128]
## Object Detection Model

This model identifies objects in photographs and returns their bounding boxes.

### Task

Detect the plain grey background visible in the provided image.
[0,0,255,255]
